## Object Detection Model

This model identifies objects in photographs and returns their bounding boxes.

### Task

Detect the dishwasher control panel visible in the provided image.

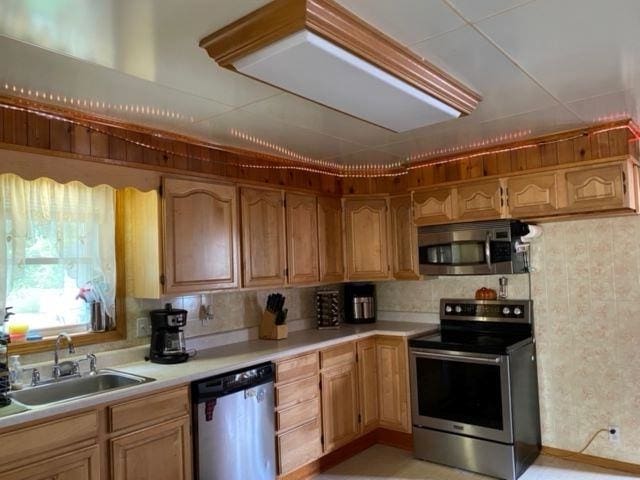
[192,362,274,400]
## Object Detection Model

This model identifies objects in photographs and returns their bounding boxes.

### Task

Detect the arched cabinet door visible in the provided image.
[317,196,344,283]
[286,192,319,285]
[343,198,391,280]
[162,177,239,293]
[390,195,419,280]
[240,187,286,287]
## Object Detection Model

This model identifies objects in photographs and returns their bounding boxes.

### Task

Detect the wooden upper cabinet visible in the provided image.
[240,187,286,287]
[286,193,319,284]
[506,172,559,218]
[162,177,239,293]
[317,196,345,283]
[413,187,455,226]
[390,195,419,280]
[344,198,390,280]
[456,180,503,221]
[563,162,634,212]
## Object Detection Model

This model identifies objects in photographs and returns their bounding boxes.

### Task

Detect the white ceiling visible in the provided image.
[0,0,638,166]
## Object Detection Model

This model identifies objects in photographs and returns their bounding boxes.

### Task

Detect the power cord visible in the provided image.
[548,428,611,459]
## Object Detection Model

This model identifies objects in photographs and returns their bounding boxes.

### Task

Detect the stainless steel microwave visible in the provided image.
[418,220,530,276]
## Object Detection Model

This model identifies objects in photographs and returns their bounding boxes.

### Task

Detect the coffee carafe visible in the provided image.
[344,283,376,324]
[149,303,189,364]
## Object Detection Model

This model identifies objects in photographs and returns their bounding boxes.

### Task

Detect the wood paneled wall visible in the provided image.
[0,101,635,197]
[0,105,342,195]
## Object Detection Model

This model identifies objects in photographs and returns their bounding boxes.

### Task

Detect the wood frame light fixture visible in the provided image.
[200,0,481,132]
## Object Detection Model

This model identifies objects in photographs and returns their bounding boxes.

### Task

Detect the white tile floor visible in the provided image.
[316,445,640,480]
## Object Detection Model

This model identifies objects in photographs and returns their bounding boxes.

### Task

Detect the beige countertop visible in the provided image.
[0,321,438,430]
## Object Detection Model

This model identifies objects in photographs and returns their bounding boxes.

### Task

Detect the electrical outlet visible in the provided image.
[136,317,151,338]
[608,425,620,443]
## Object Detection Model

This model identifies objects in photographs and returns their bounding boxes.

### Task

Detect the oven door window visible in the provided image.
[414,355,503,430]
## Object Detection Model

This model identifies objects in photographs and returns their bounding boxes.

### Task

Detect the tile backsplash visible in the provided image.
[377,215,640,464]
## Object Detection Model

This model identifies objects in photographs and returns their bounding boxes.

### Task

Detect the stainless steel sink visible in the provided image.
[9,369,155,407]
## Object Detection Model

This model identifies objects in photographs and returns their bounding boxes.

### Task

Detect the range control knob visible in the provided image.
[445,305,452,313]
[454,305,462,314]
[513,307,522,316]
[502,306,511,316]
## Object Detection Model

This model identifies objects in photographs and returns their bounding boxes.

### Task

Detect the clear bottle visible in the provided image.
[498,276,508,300]
[9,354,23,390]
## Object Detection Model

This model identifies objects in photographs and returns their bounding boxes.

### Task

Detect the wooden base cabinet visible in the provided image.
[1,445,100,480]
[274,352,322,476]
[376,336,411,433]
[356,338,379,434]
[111,416,192,480]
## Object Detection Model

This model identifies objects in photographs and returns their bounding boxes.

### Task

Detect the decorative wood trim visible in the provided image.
[199,0,307,67]
[278,429,377,480]
[199,0,480,115]
[542,446,640,475]
[376,428,413,451]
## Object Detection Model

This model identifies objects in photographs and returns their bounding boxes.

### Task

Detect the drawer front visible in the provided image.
[277,417,322,475]
[277,397,320,433]
[109,386,189,433]
[276,352,318,384]
[0,411,98,464]
[320,342,355,370]
[276,375,319,408]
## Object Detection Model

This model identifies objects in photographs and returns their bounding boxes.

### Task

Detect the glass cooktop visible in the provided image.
[409,328,533,355]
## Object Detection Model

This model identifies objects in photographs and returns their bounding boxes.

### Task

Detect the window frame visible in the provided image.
[7,195,127,355]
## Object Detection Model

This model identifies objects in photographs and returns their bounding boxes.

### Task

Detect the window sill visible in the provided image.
[7,330,125,355]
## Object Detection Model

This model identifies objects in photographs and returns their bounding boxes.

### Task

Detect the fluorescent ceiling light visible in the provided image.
[234,31,461,132]
[200,0,480,132]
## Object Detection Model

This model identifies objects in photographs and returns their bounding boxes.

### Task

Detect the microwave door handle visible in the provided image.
[485,232,492,270]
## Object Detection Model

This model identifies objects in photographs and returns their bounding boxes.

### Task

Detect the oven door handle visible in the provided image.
[412,350,502,365]
[485,232,492,271]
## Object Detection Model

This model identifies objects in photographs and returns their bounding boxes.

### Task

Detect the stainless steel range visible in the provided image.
[409,299,540,480]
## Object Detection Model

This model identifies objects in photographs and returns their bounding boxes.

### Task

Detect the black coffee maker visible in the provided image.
[149,303,189,364]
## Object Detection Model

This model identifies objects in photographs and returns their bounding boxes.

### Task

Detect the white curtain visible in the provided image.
[0,173,116,321]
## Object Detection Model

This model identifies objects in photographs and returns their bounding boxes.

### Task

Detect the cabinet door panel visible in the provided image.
[321,363,360,452]
[357,338,379,433]
[413,188,455,225]
[456,180,503,221]
[1,445,99,480]
[390,195,419,280]
[317,196,344,282]
[286,193,319,284]
[240,187,286,287]
[344,198,390,280]
[507,173,558,217]
[564,163,629,212]
[377,337,411,432]
[111,416,192,480]
[163,177,238,293]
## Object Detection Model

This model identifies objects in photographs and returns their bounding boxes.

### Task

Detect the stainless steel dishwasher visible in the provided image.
[192,362,276,480]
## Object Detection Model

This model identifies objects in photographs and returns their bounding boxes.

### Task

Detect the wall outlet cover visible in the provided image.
[136,317,151,338]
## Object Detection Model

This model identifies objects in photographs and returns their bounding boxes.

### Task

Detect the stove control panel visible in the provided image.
[440,299,532,323]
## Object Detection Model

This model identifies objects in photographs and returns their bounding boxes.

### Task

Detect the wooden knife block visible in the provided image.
[259,310,288,340]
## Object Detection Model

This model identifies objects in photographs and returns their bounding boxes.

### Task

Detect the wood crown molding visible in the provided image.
[199,0,481,115]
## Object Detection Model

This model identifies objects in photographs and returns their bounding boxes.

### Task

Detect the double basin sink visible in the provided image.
[9,370,155,408]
